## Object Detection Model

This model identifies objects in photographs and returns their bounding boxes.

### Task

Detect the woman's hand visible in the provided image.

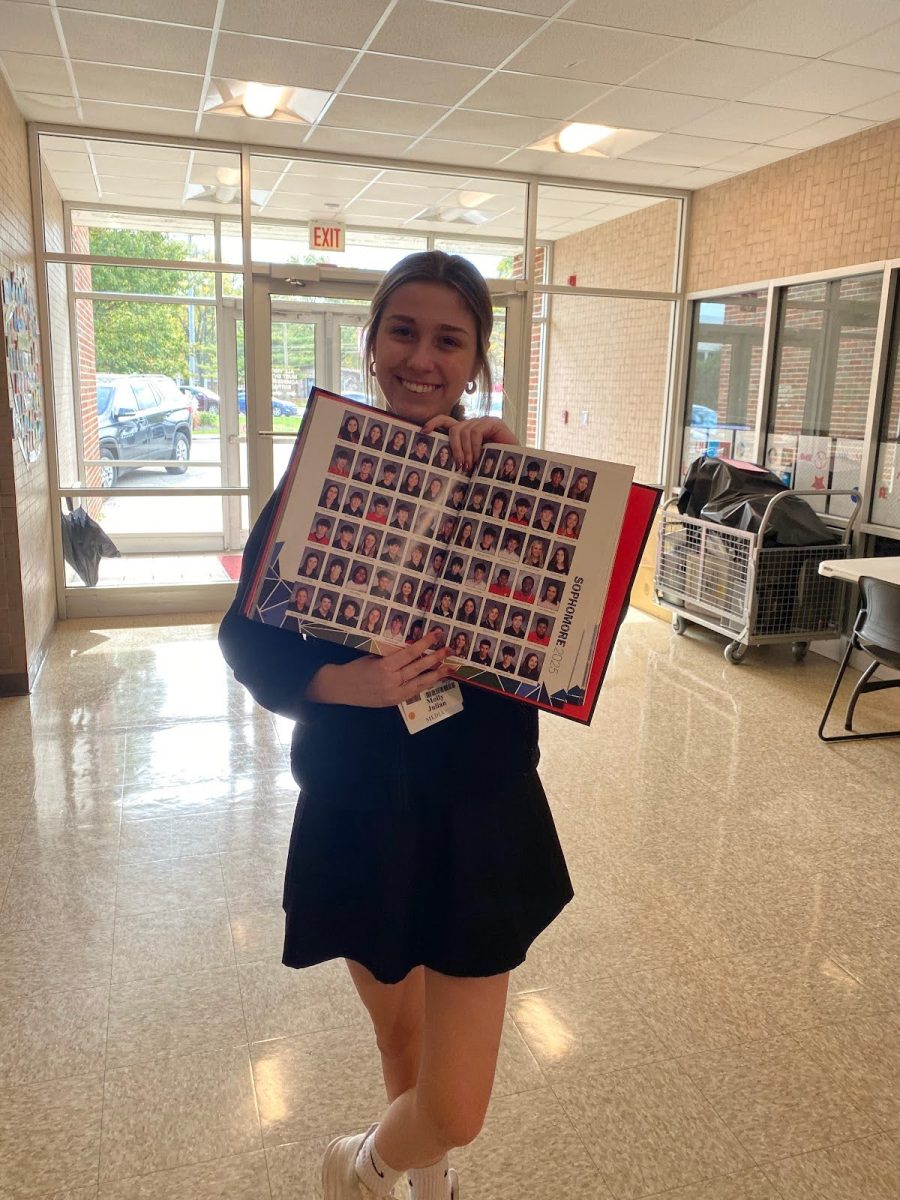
[422,414,518,472]
[306,632,453,707]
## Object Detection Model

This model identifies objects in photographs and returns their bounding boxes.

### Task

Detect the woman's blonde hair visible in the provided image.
[363,250,493,418]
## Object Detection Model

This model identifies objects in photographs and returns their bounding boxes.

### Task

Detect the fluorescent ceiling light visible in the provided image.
[242,82,283,119]
[528,126,658,159]
[557,123,616,154]
[204,80,331,125]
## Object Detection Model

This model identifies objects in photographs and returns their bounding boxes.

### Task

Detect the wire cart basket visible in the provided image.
[654,489,859,664]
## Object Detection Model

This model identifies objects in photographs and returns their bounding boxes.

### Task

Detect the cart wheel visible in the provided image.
[672,614,687,635]
[724,641,747,664]
[791,641,809,662]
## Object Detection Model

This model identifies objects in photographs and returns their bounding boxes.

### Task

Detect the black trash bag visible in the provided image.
[61,503,121,586]
[678,457,840,547]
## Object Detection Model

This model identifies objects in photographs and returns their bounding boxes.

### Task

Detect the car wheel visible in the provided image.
[165,431,190,475]
[272,402,283,417]
[99,448,118,488]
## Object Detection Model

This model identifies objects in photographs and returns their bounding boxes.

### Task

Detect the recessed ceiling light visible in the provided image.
[242,82,283,119]
[458,190,494,208]
[204,80,331,125]
[556,123,616,154]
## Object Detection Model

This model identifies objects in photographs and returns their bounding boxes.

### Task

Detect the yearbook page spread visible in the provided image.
[244,388,660,724]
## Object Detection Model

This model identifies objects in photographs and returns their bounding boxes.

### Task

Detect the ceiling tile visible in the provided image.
[767,114,876,149]
[702,0,900,58]
[344,199,425,220]
[61,12,211,72]
[0,51,71,95]
[743,59,900,112]
[430,108,556,147]
[213,33,356,91]
[826,19,900,71]
[86,138,192,161]
[445,0,561,13]
[370,0,543,69]
[343,53,487,105]
[304,125,415,157]
[656,165,733,188]
[59,0,218,25]
[199,112,311,147]
[220,0,386,47]
[564,0,753,38]
[322,95,447,136]
[15,91,80,119]
[674,100,824,141]
[846,88,900,120]
[464,70,605,120]
[704,144,797,171]
[79,99,198,136]
[0,1,60,55]
[623,132,754,166]
[73,63,204,110]
[411,138,517,167]
[95,154,187,182]
[575,85,720,132]
[627,41,807,100]
[506,21,680,84]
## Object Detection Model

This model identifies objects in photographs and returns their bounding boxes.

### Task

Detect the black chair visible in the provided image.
[818,576,900,742]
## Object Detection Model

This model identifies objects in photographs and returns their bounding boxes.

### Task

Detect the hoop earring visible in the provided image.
[464,380,477,394]
[368,360,377,376]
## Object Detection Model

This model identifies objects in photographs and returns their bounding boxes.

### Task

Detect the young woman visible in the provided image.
[364,606,385,635]
[300,551,322,580]
[433,443,452,471]
[549,545,571,574]
[568,471,592,501]
[396,578,416,607]
[319,482,342,511]
[339,414,361,444]
[359,531,380,559]
[458,597,478,625]
[401,469,423,498]
[389,429,408,456]
[219,251,572,1200]
[560,509,581,539]
[365,422,386,451]
[497,453,518,484]
[454,520,474,550]
[520,652,541,681]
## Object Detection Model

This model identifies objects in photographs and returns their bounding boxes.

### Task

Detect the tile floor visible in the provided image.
[1,610,899,1200]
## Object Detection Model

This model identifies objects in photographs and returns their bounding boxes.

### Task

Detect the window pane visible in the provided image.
[767,273,880,515]
[538,185,680,292]
[873,284,900,528]
[681,290,767,479]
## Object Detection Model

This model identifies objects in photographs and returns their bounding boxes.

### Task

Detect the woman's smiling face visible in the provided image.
[373,282,478,424]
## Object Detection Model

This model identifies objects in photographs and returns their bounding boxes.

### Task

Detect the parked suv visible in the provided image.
[96,374,193,487]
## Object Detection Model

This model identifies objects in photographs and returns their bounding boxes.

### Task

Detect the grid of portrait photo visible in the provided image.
[289,411,597,686]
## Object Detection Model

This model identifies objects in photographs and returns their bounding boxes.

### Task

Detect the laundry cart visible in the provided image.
[654,489,859,663]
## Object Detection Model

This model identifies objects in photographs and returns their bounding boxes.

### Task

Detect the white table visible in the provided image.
[818,556,900,586]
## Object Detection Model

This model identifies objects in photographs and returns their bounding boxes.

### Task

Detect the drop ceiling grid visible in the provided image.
[2,0,900,219]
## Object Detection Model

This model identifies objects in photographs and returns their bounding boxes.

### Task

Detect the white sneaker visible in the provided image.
[448,1167,459,1199]
[322,1124,380,1200]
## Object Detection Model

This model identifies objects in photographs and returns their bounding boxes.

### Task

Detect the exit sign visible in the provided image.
[310,220,345,252]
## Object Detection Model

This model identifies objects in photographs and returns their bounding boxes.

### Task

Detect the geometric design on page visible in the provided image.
[549,684,586,708]
[256,545,293,626]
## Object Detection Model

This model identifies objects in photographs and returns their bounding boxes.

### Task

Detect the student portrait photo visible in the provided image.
[371,569,395,600]
[318,481,343,511]
[432,442,453,471]
[495,643,519,673]
[426,621,449,649]
[409,433,433,464]
[422,474,445,505]
[519,650,543,681]
[467,560,489,590]
[367,495,391,525]
[362,603,386,635]
[355,527,381,559]
[429,548,446,576]
[488,488,510,520]
[338,412,362,444]
[416,581,436,611]
[405,542,428,573]
[478,450,498,478]
[523,536,549,569]
[337,596,361,627]
[291,583,312,614]
[387,427,408,456]
[380,534,404,566]
[480,600,505,633]
[476,522,500,554]
[384,610,408,642]
[471,636,495,667]
[533,500,559,534]
[435,514,457,544]
[405,617,424,644]
[539,579,562,608]
[376,461,399,490]
[310,588,337,621]
[455,519,475,549]
[414,507,437,539]
[447,481,467,510]
[504,609,528,639]
[393,575,416,607]
[513,573,537,604]
[342,489,366,518]
[308,515,332,545]
[435,588,457,619]
[445,555,466,585]
[528,615,552,646]
[548,543,572,574]
[519,459,544,489]
[401,467,423,497]
[496,451,521,485]
[567,469,596,502]
[488,566,512,597]
[467,485,487,515]
[348,562,371,593]
[363,418,386,451]
[499,530,523,562]
[390,500,414,532]
[353,454,377,485]
[324,555,349,588]
[332,522,357,553]
[448,629,471,659]
[559,508,582,539]
[457,595,479,625]
[299,550,323,580]
[508,495,532,525]
[543,464,568,496]
[328,447,353,478]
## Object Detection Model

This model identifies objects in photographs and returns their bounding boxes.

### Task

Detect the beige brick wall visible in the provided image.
[0,74,56,692]
[542,201,679,485]
[687,119,900,292]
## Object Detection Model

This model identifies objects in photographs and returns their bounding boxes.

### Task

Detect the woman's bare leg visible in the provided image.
[346,959,426,1102]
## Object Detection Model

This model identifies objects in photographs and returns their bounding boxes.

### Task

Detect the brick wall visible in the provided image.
[0,72,55,693]
[687,119,900,292]
[542,201,679,485]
